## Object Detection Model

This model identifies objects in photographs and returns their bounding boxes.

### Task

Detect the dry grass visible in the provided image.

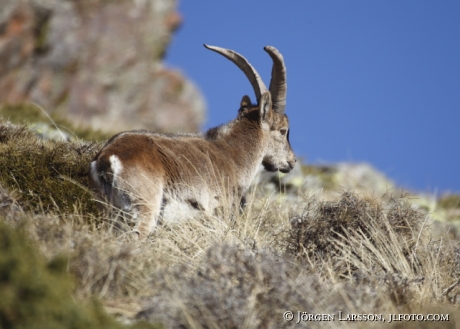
[5,190,458,328]
[0,120,459,328]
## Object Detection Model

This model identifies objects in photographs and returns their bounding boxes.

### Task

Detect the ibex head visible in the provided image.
[204,44,296,173]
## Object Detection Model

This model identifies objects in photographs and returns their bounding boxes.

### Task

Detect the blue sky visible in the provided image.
[165,1,460,194]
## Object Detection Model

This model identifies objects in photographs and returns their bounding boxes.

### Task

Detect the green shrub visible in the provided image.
[0,122,101,215]
[438,194,460,210]
[0,220,161,329]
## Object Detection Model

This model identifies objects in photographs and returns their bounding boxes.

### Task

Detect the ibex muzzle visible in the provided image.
[89,44,296,238]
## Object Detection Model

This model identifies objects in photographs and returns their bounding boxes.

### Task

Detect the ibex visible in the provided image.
[89,44,296,238]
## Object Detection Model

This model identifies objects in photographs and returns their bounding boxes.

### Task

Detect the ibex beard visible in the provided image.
[89,44,296,239]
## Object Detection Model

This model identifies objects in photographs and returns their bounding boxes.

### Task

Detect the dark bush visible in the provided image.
[288,192,424,261]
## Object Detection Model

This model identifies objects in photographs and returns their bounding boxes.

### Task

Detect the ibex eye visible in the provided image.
[280,129,287,136]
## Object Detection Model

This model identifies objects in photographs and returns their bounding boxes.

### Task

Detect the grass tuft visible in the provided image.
[0,121,101,215]
[287,192,424,265]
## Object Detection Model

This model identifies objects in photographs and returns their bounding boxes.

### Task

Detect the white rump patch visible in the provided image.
[109,154,123,176]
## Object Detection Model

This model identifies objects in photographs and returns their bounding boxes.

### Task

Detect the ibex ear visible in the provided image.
[259,91,272,121]
[240,95,251,107]
[238,95,252,118]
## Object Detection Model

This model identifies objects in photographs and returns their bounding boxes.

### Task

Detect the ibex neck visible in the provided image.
[205,117,266,171]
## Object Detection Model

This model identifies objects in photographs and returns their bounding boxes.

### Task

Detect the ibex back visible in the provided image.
[89,44,296,238]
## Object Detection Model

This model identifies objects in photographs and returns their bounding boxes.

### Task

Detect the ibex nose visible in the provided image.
[288,160,296,169]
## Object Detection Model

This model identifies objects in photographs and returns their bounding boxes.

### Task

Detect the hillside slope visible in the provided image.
[0,120,459,328]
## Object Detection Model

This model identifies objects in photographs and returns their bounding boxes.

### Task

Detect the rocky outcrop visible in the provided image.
[259,162,397,200]
[258,162,460,240]
[0,0,205,133]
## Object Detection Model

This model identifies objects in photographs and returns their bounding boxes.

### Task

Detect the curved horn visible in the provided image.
[204,44,268,103]
[264,46,287,114]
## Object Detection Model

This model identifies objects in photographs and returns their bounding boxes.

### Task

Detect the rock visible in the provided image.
[29,122,72,141]
[258,162,396,199]
[333,163,396,196]
[0,0,205,134]
[258,161,460,241]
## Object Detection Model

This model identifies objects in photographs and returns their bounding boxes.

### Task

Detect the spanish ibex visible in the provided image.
[89,44,296,238]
